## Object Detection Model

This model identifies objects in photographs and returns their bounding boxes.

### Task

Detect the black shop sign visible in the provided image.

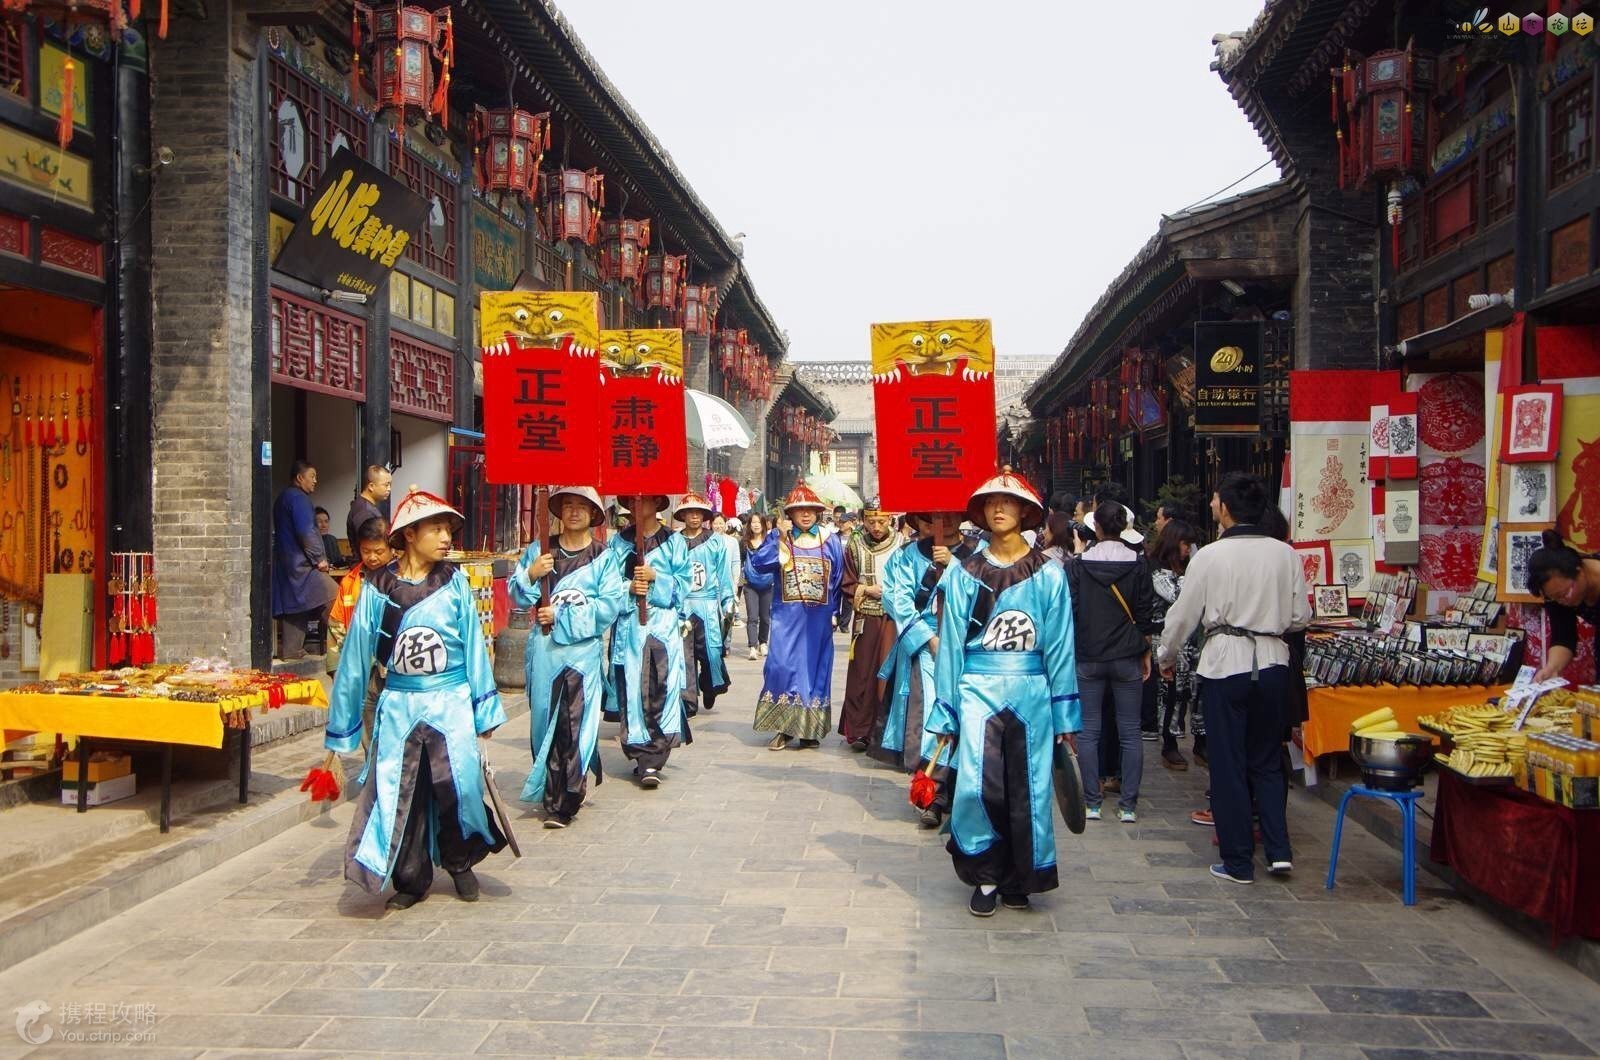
[1193,321,1262,435]
[274,147,429,298]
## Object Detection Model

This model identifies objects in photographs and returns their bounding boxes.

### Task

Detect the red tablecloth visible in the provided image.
[1431,769,1600,940]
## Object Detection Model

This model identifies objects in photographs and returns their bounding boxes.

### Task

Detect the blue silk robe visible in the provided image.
[679,528,734,712]
[326,564,506,893]
[927,549,1080,895]
[510,538,628,815]
[750,527,844,740]
[606,525,691,768]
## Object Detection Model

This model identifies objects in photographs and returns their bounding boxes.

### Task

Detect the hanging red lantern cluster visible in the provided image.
[777,406,827,447]
[644,253,686,311]
[351,1,454,122]
[470,105,551,201]
[597,217,651,286]
[680,283,717,335]
[541,167,605,244]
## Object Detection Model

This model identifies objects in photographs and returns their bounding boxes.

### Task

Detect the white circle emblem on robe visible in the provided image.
[689,560,707,593]
[981,610,1037,652]
[551,588,588,608]
[390,627,447,676]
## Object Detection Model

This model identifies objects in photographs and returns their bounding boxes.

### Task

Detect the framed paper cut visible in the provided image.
[1501,462,1555,522]
[1477,515,1500,584]
[1330,539,1374,598]
[1497,522,1553,603]
[1501,386,1561,463]
[1424,624,1471,652]
[1313,583,1350,618]
[1291,540,1333,592]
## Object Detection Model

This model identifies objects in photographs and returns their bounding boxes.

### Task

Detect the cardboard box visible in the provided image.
[61,753,133,784]
[60,771,137,806]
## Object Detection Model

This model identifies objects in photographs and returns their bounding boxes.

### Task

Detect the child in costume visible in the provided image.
[325,488,507,910]
[673,493,735,715]
[751,483,844,750]
[510,486,628,828]
[872,510,980,828]
[927,470,1080,917]
[606,494,691,787]
[326,515,394,759]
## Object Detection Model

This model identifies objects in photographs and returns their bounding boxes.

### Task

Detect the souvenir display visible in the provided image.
[8,661,324,729]
[107,552,156,667]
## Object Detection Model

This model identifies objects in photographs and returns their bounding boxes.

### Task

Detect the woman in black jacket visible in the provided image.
[1066,501,1156,822]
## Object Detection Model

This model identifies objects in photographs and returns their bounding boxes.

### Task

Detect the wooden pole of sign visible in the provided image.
[535,486,552,636]
[633,493,649,626]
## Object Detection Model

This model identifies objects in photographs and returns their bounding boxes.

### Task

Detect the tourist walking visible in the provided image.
[837,501,903,751]
[510,486,628,827]
[740,514,773,659]
[1158,472,1308,883]
[606,494,692,788]
[927,469,1078,916]
[674,493,735,715]
[751,483,843,750]
[1066,501,1155,822]
[1149,519,1203,770]
[325,488,507,909]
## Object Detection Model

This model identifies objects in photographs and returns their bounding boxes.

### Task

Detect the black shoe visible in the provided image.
[385,891,427,911]
[918,807,943,830]
[602,710,621,724]
[850,739,869,753]
[1162,748,1189,771]
[968,887,998,917]
[1141,730,1159,742]
[544,814,571,829]
[1001,893,1031,910]
[450,870,480,902]
[639,769,661,789]
[796,738,821,749]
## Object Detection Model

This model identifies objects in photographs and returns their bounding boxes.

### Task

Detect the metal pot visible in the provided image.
[1349,732,1433,791]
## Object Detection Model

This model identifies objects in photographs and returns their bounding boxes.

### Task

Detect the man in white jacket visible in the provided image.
[1158,472,1310,885]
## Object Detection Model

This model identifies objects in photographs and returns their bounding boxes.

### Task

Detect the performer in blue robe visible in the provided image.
[606,494,691,787]
[872,511,980,828]
[751,483,844,750]
[326,488,507,910]
[673,493,734,715]
[510,486,628,827]
[927,470,1080,916]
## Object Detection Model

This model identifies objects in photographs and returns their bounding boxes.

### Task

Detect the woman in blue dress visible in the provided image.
[927,469,1081,916]
[751,483,844,750]
[510,486,628,828]
[326,488,507,910]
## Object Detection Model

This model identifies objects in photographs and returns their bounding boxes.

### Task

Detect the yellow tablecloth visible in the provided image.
[1303,682,1510,763]
[0,681,327,750]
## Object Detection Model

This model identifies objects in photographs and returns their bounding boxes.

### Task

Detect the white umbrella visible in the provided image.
[685,389,755,449]
[803,473,863,511]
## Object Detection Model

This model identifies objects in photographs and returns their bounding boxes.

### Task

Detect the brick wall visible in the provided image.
[147,8,260,663]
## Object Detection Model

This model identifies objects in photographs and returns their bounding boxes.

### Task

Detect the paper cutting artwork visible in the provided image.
[1293,436,1367,541]
[1559,431,1600,552]
[1513,400,1546,450]
[1418,372,1486,454]
[1311,455,1356,535]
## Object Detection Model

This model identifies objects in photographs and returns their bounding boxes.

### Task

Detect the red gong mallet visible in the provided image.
[910,736,952,810]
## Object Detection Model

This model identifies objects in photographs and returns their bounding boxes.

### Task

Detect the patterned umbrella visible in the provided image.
[686,389,754,449]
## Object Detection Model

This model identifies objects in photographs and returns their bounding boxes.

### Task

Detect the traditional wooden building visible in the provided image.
[766,365,836,505]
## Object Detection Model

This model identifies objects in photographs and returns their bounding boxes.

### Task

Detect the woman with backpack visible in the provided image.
[1066,501,1156,822]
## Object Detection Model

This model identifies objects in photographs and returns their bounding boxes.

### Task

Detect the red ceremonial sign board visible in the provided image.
[596,329,688,496]
[483,345,600,485]
[870,319,998,512]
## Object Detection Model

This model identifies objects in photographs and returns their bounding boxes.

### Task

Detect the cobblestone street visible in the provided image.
[5,642,1600,1058]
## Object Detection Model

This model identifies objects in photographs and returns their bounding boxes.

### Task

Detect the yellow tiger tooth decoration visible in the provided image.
[1351,707,1397,731]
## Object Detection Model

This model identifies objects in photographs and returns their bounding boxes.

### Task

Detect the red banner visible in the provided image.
[873,366,996,512]
[597,372,687,496]
[482,344,600,485]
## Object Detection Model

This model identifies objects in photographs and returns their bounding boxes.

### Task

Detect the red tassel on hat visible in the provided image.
[56,59,74,152]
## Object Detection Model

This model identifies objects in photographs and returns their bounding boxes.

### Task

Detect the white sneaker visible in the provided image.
[1085,806,1102,821]
[1268,861,1293,875]
[759,643,768,657]
[1118,808,1137,823]
[748,646,759,660]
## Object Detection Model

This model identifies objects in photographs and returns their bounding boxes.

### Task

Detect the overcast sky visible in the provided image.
[560,0,1280,362]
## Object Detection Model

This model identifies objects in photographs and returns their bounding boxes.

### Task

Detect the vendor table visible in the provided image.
[1302,683,1509,762]
[1432,768,1600,941]
[0,681,327,832]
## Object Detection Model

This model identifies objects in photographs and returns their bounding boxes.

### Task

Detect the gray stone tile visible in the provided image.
[769,947,917,974]
[1216,958,1377,985]
[707,923,847,947]
[1160,982,1330,1014]
[376,963,538,991]
[1194,919,1335,939]
[263,988,437,1017]
[533,967,689,995]
[1264,937,1425,963]
[479,941,629,967]
[145,1015,328,1050]
[1366,963,1510,991]
[335,939,487,964]
[418,989,596,1021]
[1468,991,1548,1021]
[919,999,1089,1034]
[685,970,842,998]
[839,972,996,1001]
[1422,1017,1597,1056]
[1004,1035,1184,1059]
[997,976,1159,1007]
[1181,1045,1299,1060]
[1309,985,1489,1018]
[1108,898,1244,918]
[1362,1051,1539,1060]
[1130,935,1278,958]
[1069,957,1224,982]
[622,944,771,970]
[587,994,756,1026]
[1081,1007,1263,1043]
[651,1026,831,1058]
[653,904,786,925]
[986,930,1134,956]
[1250,1013,1436,1047]
[567,923,714,946]
[833,1029,1005,1059]
[429,919,576,942]
[752,997,919,1029]
[475,1021,661,1056]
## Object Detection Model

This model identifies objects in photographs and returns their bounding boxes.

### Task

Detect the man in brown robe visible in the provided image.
[838,502,903,751]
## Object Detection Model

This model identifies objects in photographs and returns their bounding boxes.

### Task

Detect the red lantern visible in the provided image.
[680,283,716,335]
[1330,43,1436,191]
[470,106,551,201]
[542,167,605,244]
[352,2,454,121]
[644,253,685,311]
[598,217,651,285]
[1,0,165,40]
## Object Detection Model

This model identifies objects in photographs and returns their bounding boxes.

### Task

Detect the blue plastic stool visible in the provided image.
[1324,784,1421,906]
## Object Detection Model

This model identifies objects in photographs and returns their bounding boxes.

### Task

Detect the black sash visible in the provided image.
[912,540,974,613]
[367,561,456,670]
[961,549,1046,644]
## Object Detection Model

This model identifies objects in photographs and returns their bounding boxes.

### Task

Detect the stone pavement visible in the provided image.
[4,636,1600,1058]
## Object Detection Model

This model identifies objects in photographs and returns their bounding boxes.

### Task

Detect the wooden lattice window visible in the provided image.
[390,333,454,422]
[1425,161,1477,258]
[1549,79,1593,191]
[269,288,366,399]
[1550,217,1592,287]
[389,147,456,281]
[0,21,26,100]
[1484,134,1515,225]
[1396,299,1420,339]
[267,59,370,207]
